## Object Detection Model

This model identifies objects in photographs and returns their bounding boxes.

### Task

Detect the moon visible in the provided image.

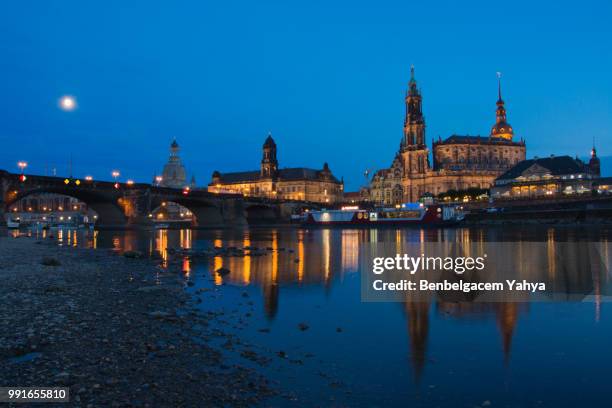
[59,95,77,111]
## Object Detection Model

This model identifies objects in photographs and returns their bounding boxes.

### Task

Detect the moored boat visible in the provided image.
[6,218,20,229]
[303,203,463,227]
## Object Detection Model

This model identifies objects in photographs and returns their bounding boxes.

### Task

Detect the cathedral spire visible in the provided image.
[590,137,600,177]
[490,72,514,140]
[403,65,426,150]
[408,65,419,96]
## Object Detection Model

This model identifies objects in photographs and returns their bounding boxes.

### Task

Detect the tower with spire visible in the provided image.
[369,69,526,206]
[589,141,601,177]
[261,133,278,178]
[490,73,514,140]
[403,65,426,148]
[401,66,429,186]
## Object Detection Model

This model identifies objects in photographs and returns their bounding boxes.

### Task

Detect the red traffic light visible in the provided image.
[114,182,120,189]
[19,174,27,182]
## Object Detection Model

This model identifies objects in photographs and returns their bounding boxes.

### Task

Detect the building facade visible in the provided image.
[208,135,344,203]
[491,152,601,199]
[159,139,188,188]
[370,68,526,205]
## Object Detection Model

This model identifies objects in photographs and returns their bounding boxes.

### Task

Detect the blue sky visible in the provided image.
[0,0,610,190]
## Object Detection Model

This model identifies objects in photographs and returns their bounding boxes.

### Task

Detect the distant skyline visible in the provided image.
[1,0,610,190]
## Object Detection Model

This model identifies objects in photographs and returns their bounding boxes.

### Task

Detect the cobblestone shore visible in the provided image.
[0,235,274,407]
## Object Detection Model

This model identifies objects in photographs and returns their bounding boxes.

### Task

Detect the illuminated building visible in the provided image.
[491,154,601,198]
[370,67,526,205]
[159,139,188,188]
[8,193,95,225]
[208,134,344,203]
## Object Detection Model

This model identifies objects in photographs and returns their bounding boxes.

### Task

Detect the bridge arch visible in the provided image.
[5,187,127,227]
[149,197,224,227]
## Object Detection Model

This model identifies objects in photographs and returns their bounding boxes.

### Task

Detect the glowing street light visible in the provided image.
[126,180,134,186]
[155,176,163,185]
[17,161,28,182]
[111,170,120,183]
[85,176,93,181]
[59,95,77,111]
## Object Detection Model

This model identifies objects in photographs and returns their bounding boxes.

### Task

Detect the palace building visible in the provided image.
[491,151,601,199]
[208,135,344,203]
[370,68,526,205]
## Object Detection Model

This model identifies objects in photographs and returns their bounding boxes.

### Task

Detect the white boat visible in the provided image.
[303,203,464,227]
[6,219,20,229]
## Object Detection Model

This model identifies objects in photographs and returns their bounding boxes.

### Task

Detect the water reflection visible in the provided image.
[18,224,612,403]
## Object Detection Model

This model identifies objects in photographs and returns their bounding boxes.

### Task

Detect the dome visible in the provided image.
[161,162,186,188]
[490,122,514,140]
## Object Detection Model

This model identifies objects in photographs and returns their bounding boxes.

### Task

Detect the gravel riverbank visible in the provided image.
[0,235,274,407]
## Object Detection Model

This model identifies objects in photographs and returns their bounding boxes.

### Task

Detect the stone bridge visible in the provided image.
[0,170,319,228]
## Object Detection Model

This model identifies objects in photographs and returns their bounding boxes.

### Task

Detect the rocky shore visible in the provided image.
[0,235,274,407]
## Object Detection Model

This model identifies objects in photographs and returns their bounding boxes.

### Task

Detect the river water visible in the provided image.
[21,225,612,407]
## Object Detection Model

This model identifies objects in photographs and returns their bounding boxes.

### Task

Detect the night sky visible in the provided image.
[1,0,610,191]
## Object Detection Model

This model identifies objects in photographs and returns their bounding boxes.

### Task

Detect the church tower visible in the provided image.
[261,134,278,178]
[402,66,429,176]
[490,73,514,140]
[589,144,601,177]
[403,65,426,148]
[160,139,187,188]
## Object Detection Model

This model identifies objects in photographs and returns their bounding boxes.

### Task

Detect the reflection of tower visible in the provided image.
[263,282,279,319]
[496,303,519,364]
[404,301,430,382]
[264,230,280,319]
[323,229,331,285]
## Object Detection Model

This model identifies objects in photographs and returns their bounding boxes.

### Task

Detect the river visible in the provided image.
[18,225,612,407]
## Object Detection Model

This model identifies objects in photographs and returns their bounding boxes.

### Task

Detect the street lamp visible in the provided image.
[112,170,120,189]
[155,176,163,186]
[17,161,28,182]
